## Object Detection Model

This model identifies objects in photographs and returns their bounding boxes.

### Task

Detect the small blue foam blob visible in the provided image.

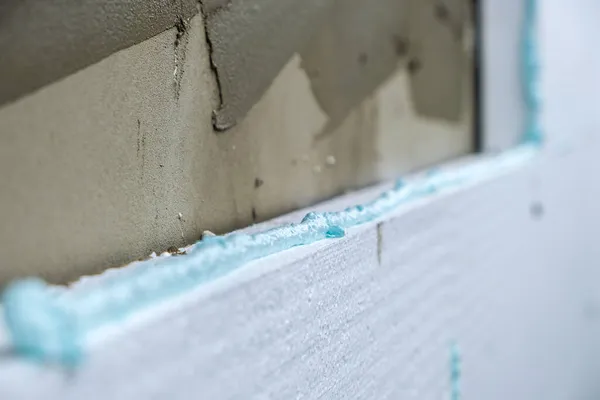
[200,235,225,246]
[325,226,345,238]
[301,211,319,223]
[2,278,82,366]
[423,182,439,195]
[426,168,440,177]
[394,179,405,190]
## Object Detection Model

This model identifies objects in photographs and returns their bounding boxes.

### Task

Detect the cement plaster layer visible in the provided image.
[204,0,338,129]
[0,0,473,135]
[0,0,198,107]
[208,0,474,130]
[0,12,472,285]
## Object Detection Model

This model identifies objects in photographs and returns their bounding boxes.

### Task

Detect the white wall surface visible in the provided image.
[482,0,526,151]
[1,0,600,399]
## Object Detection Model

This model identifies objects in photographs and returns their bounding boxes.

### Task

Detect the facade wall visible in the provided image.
[2,2,600,398]
[0,1,474,284]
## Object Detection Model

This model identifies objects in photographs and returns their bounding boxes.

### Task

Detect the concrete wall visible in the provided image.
[0,0,199,107]
[0,1,474,284]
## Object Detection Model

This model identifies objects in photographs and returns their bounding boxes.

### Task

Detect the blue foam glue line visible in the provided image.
[522,0,542,145]
[0,0,542,365]
[450,342,461,400]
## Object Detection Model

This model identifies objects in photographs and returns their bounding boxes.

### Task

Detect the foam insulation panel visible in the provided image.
[0,129,598,399]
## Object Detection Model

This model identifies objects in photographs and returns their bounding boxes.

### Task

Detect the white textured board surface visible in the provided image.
[1,144,595,400]
[1,0,600,399]
[482,0,526,151]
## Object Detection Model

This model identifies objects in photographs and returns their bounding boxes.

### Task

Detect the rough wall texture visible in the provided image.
[0,0,199,107]
[203,0,338,130]
[207,0,473,131]
[0,3,473,284]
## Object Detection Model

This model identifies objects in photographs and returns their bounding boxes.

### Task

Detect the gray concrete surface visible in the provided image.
[0,0,198,107]
[207,0,473,131]
[0,5,473,284]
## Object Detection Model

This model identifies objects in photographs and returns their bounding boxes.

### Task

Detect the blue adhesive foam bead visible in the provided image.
[450,342,462,400]
[2,278,81,365]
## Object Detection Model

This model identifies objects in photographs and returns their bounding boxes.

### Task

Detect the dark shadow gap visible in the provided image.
[472,0,483,152]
